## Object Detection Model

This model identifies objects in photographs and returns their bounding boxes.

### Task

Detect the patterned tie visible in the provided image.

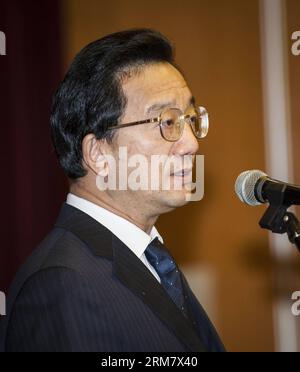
[145,237,187,315]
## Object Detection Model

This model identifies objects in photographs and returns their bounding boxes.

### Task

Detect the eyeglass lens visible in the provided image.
[160,107,208,141]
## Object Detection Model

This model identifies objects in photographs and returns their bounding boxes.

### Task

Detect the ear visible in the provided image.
[82,133,109,177]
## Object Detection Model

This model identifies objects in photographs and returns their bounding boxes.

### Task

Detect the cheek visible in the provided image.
[114,129,175,188]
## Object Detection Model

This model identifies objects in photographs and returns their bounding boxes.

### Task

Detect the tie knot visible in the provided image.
[145,237,177,276]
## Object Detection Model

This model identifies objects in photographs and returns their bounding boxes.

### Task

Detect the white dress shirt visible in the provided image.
[66,193,162,283]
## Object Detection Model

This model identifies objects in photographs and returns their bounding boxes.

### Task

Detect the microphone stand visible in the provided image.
[259,203,300,253]
[283,212,300,252]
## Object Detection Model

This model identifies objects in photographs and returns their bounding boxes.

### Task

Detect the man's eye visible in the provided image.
[190,115,197,124]
[162,119,174,127]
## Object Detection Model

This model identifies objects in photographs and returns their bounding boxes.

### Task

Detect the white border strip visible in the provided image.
[259,0,298,352]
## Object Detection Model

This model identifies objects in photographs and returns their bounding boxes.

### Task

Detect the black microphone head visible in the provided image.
[235,170,267,205]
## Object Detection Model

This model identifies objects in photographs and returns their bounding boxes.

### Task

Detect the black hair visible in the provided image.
[50,28,175,179]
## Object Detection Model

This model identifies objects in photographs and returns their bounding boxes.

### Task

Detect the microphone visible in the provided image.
[235,170,300,206]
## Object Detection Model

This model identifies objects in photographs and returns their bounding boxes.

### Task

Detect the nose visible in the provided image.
[172,121,199,156]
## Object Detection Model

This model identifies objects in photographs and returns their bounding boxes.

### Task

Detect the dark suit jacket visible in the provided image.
[0,203,225,352]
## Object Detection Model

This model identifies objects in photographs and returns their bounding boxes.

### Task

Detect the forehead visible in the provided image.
[122,63,192,115]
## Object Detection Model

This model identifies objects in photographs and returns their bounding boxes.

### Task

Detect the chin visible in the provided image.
[162,190,191,209]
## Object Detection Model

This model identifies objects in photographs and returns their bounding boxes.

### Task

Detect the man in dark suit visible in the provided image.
[0,29,225,352]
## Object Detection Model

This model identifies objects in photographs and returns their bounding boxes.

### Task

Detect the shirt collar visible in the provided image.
[66,193,163,259]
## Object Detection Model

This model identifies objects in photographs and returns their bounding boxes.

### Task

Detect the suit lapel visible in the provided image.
[55,203,206,352]
[112,236,206,352]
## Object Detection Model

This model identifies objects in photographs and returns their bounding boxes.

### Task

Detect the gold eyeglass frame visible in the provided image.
[107,106,209,142]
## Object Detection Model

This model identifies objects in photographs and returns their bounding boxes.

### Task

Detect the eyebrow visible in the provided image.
[146,96,196,115]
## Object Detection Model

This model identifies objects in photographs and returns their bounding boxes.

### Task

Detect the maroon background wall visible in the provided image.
[0,0,67,292]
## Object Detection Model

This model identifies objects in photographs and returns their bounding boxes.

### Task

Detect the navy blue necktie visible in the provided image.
[145,237,187,315]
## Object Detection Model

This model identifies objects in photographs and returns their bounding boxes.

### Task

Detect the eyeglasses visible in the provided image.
[107,106,209,142]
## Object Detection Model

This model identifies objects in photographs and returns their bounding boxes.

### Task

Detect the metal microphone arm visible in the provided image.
[283,212,300,252]
[258,188,300,253]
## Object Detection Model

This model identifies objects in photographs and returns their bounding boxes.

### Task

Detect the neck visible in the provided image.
[70,182,158,235]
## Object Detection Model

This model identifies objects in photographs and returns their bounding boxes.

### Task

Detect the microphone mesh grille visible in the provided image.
[235,170,267,205]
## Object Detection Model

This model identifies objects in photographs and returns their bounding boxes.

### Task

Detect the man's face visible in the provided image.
[106,62,199,217]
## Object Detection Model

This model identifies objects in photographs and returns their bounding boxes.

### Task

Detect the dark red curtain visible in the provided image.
[0,0,67,292]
